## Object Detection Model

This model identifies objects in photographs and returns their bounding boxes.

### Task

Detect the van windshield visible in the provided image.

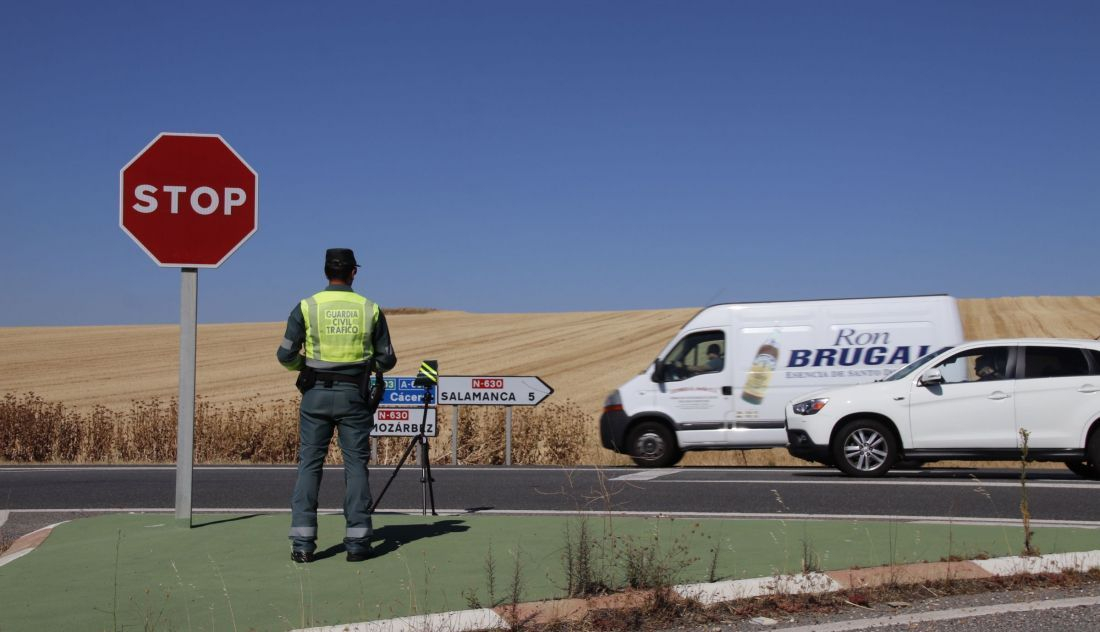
[881,347,950,382]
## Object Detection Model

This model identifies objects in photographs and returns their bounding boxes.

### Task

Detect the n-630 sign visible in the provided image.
[373,407,437,437]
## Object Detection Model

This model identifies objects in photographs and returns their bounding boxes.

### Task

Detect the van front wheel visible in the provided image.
[832,419,897,477]
[628,421,683,468]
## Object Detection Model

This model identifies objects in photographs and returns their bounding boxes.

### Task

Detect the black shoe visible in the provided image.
[291,550,315,563]
[346,547,371,562]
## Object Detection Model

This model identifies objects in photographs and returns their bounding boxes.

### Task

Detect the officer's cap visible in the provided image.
[325,248,359,269]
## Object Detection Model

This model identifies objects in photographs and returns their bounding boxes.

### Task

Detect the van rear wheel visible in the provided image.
[628,421,683,468]
[832,418,897,477]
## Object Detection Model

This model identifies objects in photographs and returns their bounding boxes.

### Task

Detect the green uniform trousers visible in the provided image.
[289,382,373,554]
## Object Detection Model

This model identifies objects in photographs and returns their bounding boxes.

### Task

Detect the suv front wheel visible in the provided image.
[832,418,898,477]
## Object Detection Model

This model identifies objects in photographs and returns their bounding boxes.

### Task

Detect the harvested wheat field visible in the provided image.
[2,296,1099,466]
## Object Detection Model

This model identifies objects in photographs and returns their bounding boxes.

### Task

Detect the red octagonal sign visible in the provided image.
[120,133,258,267]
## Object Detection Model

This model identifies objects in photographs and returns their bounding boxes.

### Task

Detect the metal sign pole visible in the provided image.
[451,405,460,464]
[175,267,197,525]
[505,406,513,466]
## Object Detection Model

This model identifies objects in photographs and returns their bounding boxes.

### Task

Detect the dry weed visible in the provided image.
[0,392,592,465]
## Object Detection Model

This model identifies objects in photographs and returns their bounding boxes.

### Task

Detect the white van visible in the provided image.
[599,295,964,466]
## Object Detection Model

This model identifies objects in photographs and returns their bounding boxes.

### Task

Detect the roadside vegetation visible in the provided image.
[0,392,590,465]
[519,569,1100,632]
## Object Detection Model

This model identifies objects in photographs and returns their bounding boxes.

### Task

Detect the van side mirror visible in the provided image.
[651,359,666,383]
[920,368,944,386]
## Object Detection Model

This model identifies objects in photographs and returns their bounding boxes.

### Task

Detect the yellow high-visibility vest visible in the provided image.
[300,291,378,369]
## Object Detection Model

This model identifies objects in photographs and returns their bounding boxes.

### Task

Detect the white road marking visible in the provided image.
[642,478,1100,489]
[2,466,1090,488]
[4,507,1099,528]
[0,465,623,473]
[609,469,682,481]
[775,595,1100,631]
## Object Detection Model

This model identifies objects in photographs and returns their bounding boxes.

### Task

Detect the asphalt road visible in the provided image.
[3,464,1100,541]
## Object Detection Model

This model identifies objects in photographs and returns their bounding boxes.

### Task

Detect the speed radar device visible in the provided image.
[413,360,439,387]
[372,360,439,515]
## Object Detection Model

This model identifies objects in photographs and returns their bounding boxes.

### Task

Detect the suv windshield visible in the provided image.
[881,348,949,382]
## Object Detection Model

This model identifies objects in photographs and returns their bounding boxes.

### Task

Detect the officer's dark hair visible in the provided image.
[325,264,355,284]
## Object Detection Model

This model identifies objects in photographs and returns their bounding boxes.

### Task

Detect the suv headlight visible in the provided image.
[792,398,829,416]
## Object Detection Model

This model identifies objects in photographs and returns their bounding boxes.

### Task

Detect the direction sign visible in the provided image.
[120,133,258,268]
[437,376,553,406]
[370,376,436,406]
[373,407,437,437]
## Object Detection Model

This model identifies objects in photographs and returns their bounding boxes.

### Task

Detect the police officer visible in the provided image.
[277,248,397,563]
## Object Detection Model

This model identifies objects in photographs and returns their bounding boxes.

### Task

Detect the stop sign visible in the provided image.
[120,133,258,267]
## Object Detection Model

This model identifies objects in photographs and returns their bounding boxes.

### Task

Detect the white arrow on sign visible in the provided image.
[437,376,554,406]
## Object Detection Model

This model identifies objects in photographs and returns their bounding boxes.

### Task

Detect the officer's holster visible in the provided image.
[295,367,317,394]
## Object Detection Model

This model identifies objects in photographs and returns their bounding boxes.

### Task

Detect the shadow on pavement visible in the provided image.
[313,518,471,560]
[192,514,266,528]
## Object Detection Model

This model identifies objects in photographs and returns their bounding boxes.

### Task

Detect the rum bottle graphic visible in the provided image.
[742,337,779,405]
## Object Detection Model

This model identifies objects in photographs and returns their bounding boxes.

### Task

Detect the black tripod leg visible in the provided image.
[370,434,419,514]
[423,440,437,516]
[419,439,428,515]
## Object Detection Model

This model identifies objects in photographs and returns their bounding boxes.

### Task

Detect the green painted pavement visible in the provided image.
[1,513,1098,631]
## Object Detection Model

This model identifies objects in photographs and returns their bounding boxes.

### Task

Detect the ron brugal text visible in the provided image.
[785,329,931,378]
[324,309,360,335]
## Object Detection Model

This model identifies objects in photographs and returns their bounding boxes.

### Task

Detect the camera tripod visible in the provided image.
[370,384,437,516]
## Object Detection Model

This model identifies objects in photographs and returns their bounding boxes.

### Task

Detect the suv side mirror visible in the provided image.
[651,359,666,383]
[920,368,944,386]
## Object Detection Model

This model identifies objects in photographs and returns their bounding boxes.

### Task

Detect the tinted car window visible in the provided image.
[1089,349,1100,375]
[1024,346,1090,379]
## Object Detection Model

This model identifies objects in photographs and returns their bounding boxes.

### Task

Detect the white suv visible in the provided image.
[785,339,1100,477]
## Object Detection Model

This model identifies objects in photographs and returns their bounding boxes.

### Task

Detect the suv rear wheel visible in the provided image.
[1076,427,1100,479]
[832,418,898,477]
[628,421,683,468]
[1064,460,1099,479]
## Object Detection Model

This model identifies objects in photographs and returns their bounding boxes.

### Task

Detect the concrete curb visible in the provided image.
[292,608,508,632]
[289,549,1100,631]
[0,522,66,569]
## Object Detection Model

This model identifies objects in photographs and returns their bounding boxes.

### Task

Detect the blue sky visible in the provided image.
[1,1,1097,326]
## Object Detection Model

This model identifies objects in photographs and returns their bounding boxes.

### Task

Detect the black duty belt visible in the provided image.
[314,372,362,386]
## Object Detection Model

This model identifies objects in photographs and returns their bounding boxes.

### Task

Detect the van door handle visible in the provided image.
[988,391,1010,400]
[1079,385,1100,394]
[722,386,732,396]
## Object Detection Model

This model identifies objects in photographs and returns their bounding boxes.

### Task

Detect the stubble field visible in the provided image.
[2,296,1099,466]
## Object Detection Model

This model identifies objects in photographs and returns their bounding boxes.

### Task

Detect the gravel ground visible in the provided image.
[663,580,1100,631]
[0,511,103,550]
